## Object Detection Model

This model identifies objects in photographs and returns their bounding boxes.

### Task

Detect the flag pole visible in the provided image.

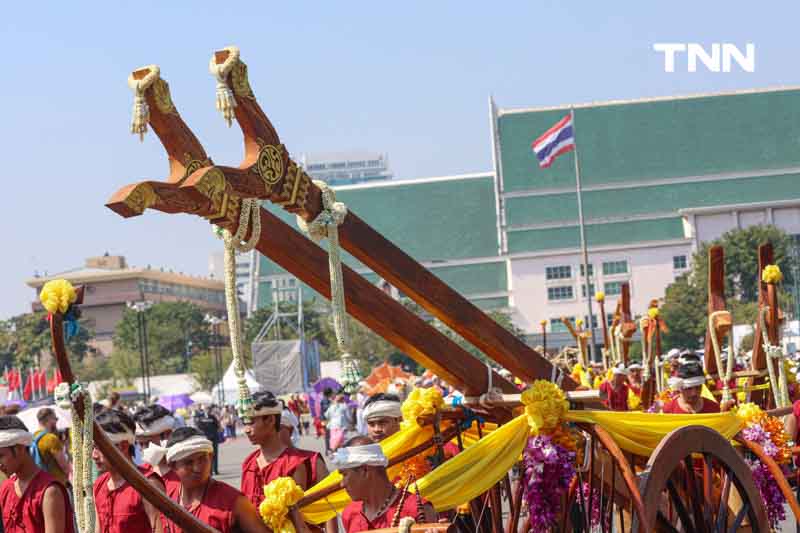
[570,107,599,364]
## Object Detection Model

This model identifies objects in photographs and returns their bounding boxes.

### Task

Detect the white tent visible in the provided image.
[211,362,261,405]
[18,405,72,432]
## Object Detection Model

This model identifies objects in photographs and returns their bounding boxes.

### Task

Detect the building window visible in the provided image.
[546,265,572,280]
[673,255,688,270]
[583,315,599,329]
[581,283,596,298]
[604,281,625,295]
[550,317,574,333]
[547,286,574,301]
[580,264,594,277]
[602,260,628,276]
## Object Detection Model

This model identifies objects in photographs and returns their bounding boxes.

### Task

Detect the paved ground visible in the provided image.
[216,431,325,489]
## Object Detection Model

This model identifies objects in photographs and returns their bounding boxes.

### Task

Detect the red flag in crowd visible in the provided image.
[23,371,32,400]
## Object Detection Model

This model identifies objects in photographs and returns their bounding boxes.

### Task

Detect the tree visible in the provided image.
[244,300,327,348]
[113,302,211,375]
[0,312,95,369]
[661,225,794,350]
[190,347,233,391]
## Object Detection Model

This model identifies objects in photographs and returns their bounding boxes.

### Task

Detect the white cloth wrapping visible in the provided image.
[142,442,168,466]
[627,363,643,371]
[105,431,136,445]
[136,416,175,437]
[281,410,299,429]
[0,429,32,448]
[612,365,629,376]
[330,444,388,470]
[670,375,706,390]
[166,435,214,463]
[362,400,402,421]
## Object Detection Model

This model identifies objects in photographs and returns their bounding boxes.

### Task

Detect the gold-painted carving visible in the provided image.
[151,79,176,115]
[124,183,158,214]
[194,168,230,221]
[293,171,311,214]
[182,153,212,180]
[277,160,307,207]
[231,61,254,99]
[255,144,284,186]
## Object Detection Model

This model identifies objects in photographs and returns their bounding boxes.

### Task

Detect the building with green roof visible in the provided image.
[246,86,800,348]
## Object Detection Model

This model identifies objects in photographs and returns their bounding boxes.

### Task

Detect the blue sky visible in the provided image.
[1,1,797,319]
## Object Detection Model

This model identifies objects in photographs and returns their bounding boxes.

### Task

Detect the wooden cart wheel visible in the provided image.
[634,426,768,532]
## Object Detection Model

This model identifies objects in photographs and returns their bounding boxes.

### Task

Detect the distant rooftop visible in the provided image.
[26,254,224,290]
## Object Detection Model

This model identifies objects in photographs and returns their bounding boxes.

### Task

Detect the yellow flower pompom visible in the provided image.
[594,291,605,302]
[648,307,659,319]
[401,386,443,428]
[762,264,783,284]
[259,477,304,533]
[39,279,77,314]
[575,318,584,328]
[520,380,568,434]
[733,402,764,426]
[539,319,547,327]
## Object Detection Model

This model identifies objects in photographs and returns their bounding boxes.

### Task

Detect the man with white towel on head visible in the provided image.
[361,393,403,443]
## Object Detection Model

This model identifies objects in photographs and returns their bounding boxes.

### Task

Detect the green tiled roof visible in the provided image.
[505,171,800,227]
[498,88,800,193]
[506,217,686,254]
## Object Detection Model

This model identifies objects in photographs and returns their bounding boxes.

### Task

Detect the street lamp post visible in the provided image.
[205,315,225,405]
[128,301,154,403]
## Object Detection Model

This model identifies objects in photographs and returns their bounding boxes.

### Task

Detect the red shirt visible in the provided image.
[662,398,720,414]
[162,479,241,533]
[0,469,75,533]
[240,447,311,507]
[140,464,181,493]
[293,448,323,485]
[94,465,162,533]
[599,381,629,411]
[342,492,423,533]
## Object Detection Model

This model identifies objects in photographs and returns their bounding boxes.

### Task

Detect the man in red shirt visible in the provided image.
[290,436,436,533]
[0,415,74,533]
[92,409,165,533]
[279,409,329,487]
[241,391,310,508]
[599,365,630,411]
[627,363,643,397]
[362,393,403,443]
[661,359,721,414]
[162,427,267,533]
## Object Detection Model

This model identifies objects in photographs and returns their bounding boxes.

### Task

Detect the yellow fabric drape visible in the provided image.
[413,415,529,511]
[565,410,744,456]
[300,419,496,523]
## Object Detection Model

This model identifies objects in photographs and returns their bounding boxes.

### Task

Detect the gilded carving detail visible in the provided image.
[194,168,230,220]
[123,183,159,214]
[255,144,284,187]
[151,78,177,115]
[182,153,212,180]
[230,61,254,99]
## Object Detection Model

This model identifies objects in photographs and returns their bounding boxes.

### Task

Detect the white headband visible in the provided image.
[280,410,299,429]
[612,366,629,376]
[330,444,388,470]
[166,435,214,463]
[0,429,32,448]
[252,405,283,418]
[142,442,167,466]
[627,364,643,370]
[672,375,706,390]
[362,400,402,421]
[105,430,136,445]
[136,415,175,437]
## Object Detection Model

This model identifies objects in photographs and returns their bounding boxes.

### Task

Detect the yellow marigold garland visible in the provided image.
[259,477,304,533]
[401,387,444,429]
[520,380,568,434]
[648,307,659,319]
[594,291,605,302]
[762,264,783,284]
[40,279,77,314]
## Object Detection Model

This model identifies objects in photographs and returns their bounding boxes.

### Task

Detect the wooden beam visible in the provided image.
[619,283,636,366]
[106,69,516,397]
[752,243,774,371]
[178,48,571,388]
[703,245,727,374]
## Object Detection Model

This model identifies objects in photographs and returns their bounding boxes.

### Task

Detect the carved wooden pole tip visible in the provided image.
[106,182,158,218]
[213,46,239,65]
[132,66,158,81]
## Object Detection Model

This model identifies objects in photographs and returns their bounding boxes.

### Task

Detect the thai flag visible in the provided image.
[531,113,575,168]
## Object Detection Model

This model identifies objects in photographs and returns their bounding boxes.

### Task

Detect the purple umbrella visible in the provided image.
[158,394,194,411]
[313,377,341,394]
[5,399,26,408]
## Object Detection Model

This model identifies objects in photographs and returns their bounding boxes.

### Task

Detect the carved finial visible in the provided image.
[127,65,161,141]
[209,46,241,127]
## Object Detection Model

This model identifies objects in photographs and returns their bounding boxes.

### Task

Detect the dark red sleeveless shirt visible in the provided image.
[93,465,162,533]
[162,479,242,533]
[240,447,311,507]
[0,469,75,533]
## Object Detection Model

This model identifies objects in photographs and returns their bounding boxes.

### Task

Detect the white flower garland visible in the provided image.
[758,306,789,407]
[209,46,240,127]
[55,382,95,533]
[127,65,160,141]
[215,197,262,420]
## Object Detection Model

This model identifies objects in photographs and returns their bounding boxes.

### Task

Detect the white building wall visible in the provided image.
[508,242,692,332]
[685,202,800,250]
